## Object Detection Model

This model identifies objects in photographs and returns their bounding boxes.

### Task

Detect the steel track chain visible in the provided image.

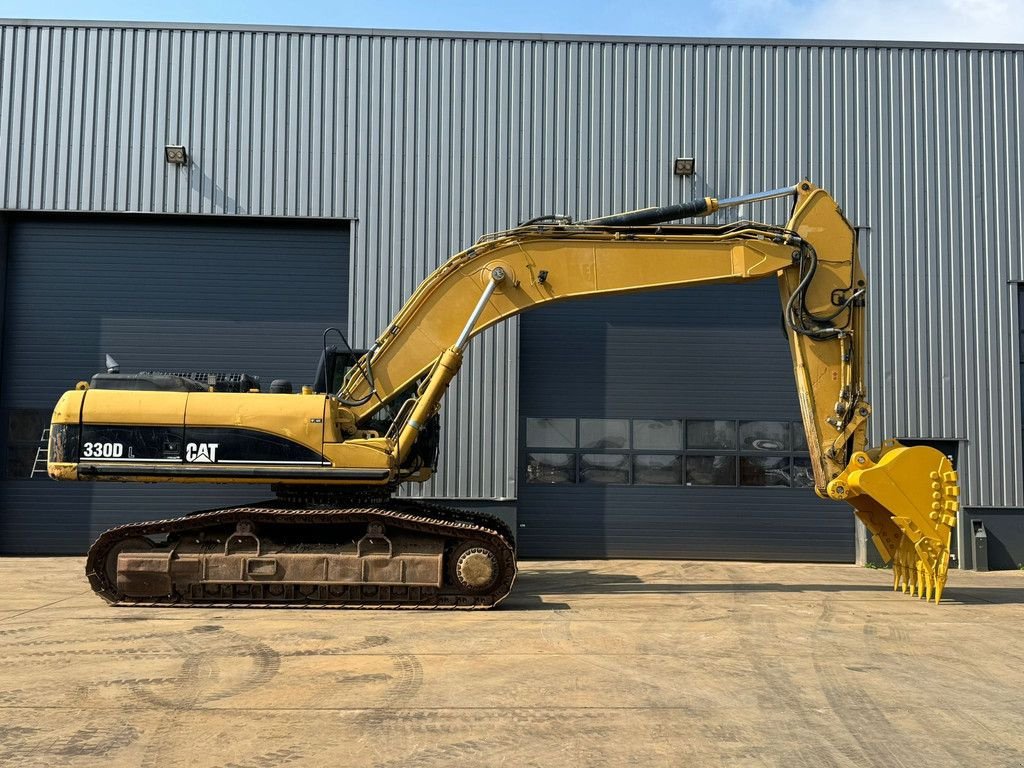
[85,499,516,609]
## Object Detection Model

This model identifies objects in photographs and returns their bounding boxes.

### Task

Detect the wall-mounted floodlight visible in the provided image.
[165,144,188,165]
[673,157,695,176]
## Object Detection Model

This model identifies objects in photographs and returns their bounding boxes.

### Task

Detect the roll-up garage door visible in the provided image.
[517,281,855,562]
[0,216,348,553]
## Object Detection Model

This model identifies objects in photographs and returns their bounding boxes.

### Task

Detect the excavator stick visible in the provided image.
[828,442,958,603]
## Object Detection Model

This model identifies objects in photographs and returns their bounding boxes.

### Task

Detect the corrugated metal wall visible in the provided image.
[1,21,1022,506]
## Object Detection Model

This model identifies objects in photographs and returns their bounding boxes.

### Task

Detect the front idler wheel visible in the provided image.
[451,542,500,593]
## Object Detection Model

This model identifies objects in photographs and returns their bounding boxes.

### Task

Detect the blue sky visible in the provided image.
[0,0,1021,43]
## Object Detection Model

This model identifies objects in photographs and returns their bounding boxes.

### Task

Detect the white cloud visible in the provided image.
[712,0,1024,44]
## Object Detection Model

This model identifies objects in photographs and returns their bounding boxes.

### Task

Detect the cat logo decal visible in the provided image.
[185,442,219,463]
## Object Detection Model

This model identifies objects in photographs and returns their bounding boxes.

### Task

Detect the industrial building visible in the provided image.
[0,19,1021,568]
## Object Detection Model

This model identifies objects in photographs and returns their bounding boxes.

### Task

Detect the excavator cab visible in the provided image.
[312,343,367,395]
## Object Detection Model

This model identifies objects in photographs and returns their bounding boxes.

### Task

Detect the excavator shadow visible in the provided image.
[936,586,1024,605]
[505,568,1024,607]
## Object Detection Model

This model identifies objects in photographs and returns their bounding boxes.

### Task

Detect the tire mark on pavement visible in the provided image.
[859,620,1024,766]
[367,712,611,768]
[335,672,392,684]
[812,599,954,768]
[354,653,425,728]
[724,568,850,768]
[7,629,184,648]
[0,648,181,660]
[128,626,280,710]
[51,723,139,757]
[372,739,493,768]
[0,724,42,767]
[0,625,45,638]
[282,634,390,656]
[134,626,282,768]
[222,747,305,768]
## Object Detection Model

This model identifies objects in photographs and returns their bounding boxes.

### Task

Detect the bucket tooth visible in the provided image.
[901,541,914,594]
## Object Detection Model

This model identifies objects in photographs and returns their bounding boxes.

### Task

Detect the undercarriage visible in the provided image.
[86,499,516,609]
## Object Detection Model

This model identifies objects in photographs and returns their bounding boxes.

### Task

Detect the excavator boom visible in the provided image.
[47,181,958,606]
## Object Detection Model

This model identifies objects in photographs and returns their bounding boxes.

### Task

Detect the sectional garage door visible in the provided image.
[517,281,855,562]
[0,215,348,554]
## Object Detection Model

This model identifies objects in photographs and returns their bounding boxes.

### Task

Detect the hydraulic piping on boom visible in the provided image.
[48,180,958,607]
[592,184,957,600]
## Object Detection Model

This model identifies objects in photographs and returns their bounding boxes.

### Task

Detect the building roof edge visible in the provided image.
[1,17,1022,52]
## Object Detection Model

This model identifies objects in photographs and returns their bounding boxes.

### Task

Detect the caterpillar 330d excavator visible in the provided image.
[47,180,959,608]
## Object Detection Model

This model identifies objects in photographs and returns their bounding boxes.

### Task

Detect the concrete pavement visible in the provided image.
[1,557,1022,767]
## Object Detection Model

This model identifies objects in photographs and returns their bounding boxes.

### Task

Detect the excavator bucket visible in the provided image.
[828,442,958,604]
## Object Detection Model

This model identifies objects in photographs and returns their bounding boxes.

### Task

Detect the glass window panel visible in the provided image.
[686,420,737,450]
[633,419,683,450]
[580,453,629,484]
[740,456,792,487]
[525,418,576,449]
[579,419,630,449]
[526,452,576,484]
[685,455,736,486]
[792,457,815,488]
[739,421,790,452]
[792,422,808,452]
[633,454,683,485]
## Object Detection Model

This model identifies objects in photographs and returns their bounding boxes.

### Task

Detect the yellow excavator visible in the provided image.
[47,181,959,608]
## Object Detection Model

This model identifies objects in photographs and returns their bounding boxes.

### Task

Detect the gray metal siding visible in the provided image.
[0,22,1021,511]
[517,281,853,561]
[0,216,348,553]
